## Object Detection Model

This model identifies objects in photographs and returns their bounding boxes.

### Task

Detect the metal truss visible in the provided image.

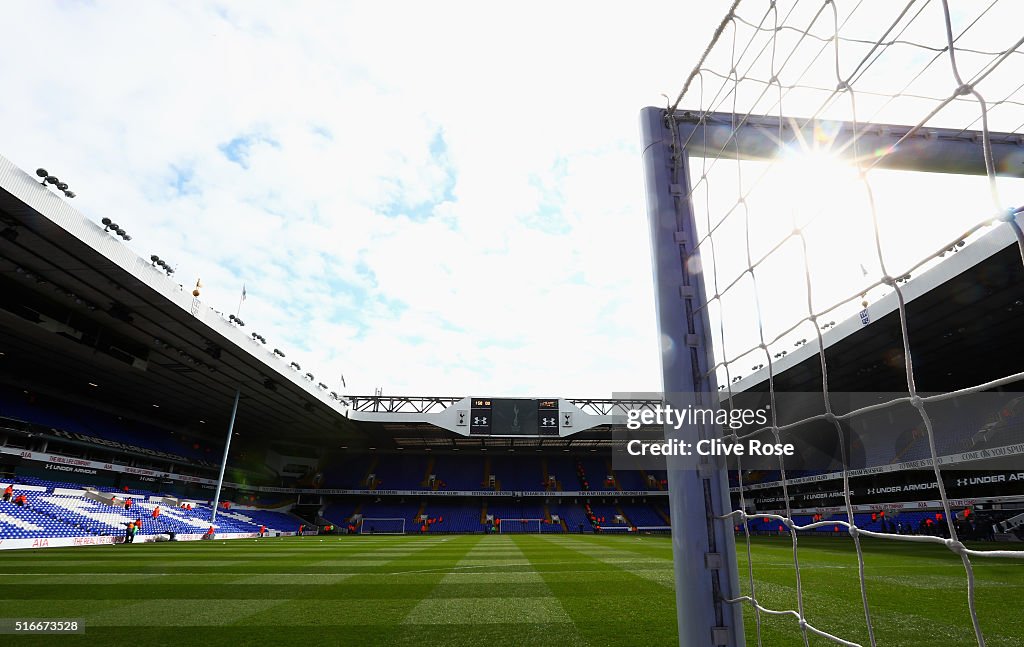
[347,396,663,416]
[347,395,461,414]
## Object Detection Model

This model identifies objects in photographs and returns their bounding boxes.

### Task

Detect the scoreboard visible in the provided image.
[470,398,559,436]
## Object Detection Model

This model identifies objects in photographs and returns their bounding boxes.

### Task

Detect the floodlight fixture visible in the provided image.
[36,168,75,198]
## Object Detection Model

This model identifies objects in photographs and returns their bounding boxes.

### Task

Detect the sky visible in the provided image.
[679,0,1024,386]
[1,1,1021,398]
[1,1,729,397]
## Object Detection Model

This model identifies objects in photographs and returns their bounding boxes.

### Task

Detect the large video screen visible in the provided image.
[469,398,559,436]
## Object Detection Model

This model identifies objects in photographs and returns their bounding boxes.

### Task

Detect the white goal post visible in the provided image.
[641,2,1024,646]
[498,519,543,534]
[358,518,406,535]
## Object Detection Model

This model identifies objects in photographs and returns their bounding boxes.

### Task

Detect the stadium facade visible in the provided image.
[0,151,1022,550]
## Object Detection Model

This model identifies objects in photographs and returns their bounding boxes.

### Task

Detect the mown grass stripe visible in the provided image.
[0,534,1019,646]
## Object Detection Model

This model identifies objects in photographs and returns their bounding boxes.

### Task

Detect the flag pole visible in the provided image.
[211,388,240,525]
[236,284,246,317]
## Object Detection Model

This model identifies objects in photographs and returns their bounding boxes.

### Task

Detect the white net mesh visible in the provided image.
[499,519,543,534]
[667,1,1024,645]
[359,518,405,534]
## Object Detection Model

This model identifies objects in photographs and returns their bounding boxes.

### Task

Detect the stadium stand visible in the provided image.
[488,455,541,491]
[619,504,668,528]
[0,385,211,463]
[354,500,420,523]
[543,456,574,490]
[320,455,372,489]
[0,477,303,541]
[313,494,675,535]
[321,502,358,526]
[550,503,593,533]
[488,501,547,522]
[421,502,484,533]
[587,503,628,525]
[430,455,484,490]
[577,457,618,491]
[614,468,647,491]
[369,455,430,490]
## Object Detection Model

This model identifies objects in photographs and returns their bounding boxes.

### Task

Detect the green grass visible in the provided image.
[0,534,1020,646]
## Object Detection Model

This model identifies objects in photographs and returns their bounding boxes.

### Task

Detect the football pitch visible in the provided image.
[0,534,1021,646]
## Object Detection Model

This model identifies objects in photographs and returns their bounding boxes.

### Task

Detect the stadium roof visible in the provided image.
[342,395,662,451]
[0,154,657,453]
[727,222,1024,396]
[0,154,352,445]
[3,149,1020,456]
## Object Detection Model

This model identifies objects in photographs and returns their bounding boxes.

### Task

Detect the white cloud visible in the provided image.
[11,1,1013,399]
[1,1,730,396]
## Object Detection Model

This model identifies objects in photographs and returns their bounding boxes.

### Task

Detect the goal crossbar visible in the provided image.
[660,110,1024,178]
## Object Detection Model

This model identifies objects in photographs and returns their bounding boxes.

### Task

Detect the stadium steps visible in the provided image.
[640,469,665,491]
[541,457,550,491]
[415,501,426,521]
[605,459,621,491]
[615,504,631,526]
[654,504,671,525]
[363,457,379,490]
[421,457,436,489]
[482,456,492,490]
[480,501,488,525]
[575,459,588,490]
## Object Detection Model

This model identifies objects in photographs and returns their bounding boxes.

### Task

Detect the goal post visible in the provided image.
[498,519,543,534]
[358,518,406,535]
[642,107,1024,647]
[641,106,745,647]
[638,1,1024,642]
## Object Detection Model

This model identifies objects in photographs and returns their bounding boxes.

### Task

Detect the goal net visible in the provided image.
[641,1,1024,645]
[499,519,543,534]
[358,518,406,535]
